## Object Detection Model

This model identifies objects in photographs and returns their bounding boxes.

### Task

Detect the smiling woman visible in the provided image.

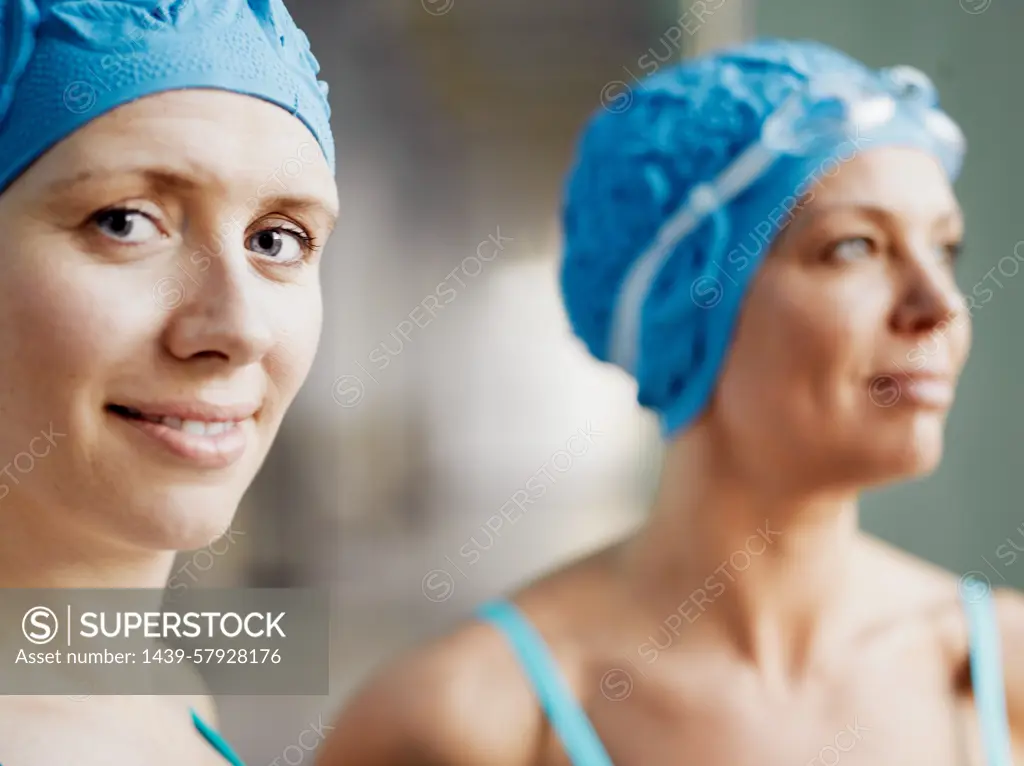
[0,0,337,763]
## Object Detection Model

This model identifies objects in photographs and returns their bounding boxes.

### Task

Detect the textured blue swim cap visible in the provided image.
[0,0,334,193]
[561,38,964,438]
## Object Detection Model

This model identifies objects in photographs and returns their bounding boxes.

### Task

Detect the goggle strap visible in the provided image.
[609,142,778,371]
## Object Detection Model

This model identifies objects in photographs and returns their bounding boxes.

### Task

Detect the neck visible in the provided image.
[622,427,863,685]
[0,499,182,698]
[0,498,175,589]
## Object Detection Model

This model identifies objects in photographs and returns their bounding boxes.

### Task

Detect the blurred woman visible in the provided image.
[320,39,1024,766]
[0,0,337,762]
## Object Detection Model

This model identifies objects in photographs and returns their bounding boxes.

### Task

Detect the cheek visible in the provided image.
[265,286,322,405]
[0,250,140,414]
[951,309,972,368]
[0,228,200,438]
[0,254,156,488]
[717,274,887,427]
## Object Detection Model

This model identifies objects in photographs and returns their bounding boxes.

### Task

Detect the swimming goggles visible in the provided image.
[608,65,966,374]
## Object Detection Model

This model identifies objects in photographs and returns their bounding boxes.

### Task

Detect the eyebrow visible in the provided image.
[251,193,339,229]
[792,202,964,234]
[46,164,217,196]
[807,202,961,221]
[46,166,338,226]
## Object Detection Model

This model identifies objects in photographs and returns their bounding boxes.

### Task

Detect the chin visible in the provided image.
[859,414,947,486]
[104,486,246,552]
[87,424,268,551]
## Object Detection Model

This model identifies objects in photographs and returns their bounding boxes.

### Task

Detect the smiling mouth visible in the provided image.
[105,404,245,436]
[105,403,255,469]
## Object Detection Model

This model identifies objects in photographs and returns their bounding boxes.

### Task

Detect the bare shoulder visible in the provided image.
[0,698,123,766]
[176,658,219,724]
[0,697,63,763]
[988,585,1024,730]
[317,611,545,766]
[854,536,972,656]
[857,536,1024,701]
[857,535,965,608]
[990,583,1024,633]
[318,547,619,766]
[862,537,1024,625]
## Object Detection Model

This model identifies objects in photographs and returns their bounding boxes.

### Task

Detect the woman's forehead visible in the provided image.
[803,147,960,221]
[31,90,336,206]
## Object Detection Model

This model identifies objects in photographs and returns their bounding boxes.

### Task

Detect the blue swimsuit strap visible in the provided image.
[476,600,615,766]
[961,578,1014,766]
[192,708,247,766]
[480,586,1014,766]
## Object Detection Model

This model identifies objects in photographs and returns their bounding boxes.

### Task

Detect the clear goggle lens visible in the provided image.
[759,66,960,160]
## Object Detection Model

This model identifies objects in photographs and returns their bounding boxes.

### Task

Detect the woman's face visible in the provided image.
[711,146,969,490]
[0,89,338,551]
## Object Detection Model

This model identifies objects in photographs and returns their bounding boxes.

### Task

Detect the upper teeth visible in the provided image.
[117,406,244,435]
[158,417,236,435]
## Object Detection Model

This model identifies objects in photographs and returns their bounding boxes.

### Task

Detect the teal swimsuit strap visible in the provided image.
[0,708,242,765]
[480,586,1015,766]
[476,600,615,766]
[960,578,1014,766]
[191,708,247,766]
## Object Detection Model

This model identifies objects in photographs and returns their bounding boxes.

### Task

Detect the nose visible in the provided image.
[161,244,274,367]
[890,251,965,337]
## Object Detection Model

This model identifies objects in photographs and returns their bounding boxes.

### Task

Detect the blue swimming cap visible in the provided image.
[0,0,334,193]
[561,38,965,438]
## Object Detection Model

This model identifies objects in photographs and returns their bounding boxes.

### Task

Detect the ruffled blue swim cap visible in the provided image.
[561,38,965,438]
[0,0,334,194]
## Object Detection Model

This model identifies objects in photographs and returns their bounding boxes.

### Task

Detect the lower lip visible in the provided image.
[110,411,250,469]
